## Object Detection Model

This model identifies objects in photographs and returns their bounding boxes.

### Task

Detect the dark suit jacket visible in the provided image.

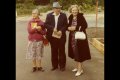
[44,12,68,42]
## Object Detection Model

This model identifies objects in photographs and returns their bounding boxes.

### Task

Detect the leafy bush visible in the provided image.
[16,0,104,15]
[38,5,52,13]
[16,2,36,15]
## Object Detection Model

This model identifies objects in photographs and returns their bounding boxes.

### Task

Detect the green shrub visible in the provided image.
[16,0,103,15]
[17,8,32,15]
[16,3,52,15]
[39,6,52,12]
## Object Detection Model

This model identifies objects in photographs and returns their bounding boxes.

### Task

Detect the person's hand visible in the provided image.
[36,26,42,31]
[57,31,62,36]
[68,26,76,31]
[71,26,76,31]
[53,28,58,34]
[31,26,36,29]
[68,27,72,30]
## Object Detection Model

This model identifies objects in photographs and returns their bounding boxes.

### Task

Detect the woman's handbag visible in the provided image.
[75,27,86,40]
[43,36,49,46]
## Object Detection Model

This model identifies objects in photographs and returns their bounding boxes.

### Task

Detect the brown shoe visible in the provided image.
[60,67,65,71]
[51,67,58,71]
[32,67,37,72]
[38,67,44,72]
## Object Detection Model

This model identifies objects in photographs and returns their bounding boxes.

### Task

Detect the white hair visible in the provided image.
[32,9,39,15]
[68,5,80,13]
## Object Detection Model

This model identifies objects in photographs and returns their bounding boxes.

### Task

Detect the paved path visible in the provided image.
[16,19,104,80]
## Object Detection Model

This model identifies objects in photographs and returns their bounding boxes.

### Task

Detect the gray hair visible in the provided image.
[32,9,40,15]
[68,5,80,13]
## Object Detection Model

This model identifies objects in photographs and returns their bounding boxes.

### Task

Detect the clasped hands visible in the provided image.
[68,26,76,31]
[32,26,42,31]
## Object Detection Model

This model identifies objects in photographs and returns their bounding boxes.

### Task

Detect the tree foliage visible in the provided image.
[16,0,104,6]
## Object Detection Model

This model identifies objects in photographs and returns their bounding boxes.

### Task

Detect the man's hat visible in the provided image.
[53,2,62,8]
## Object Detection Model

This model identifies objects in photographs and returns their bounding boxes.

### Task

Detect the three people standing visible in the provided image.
[26,1,91,77]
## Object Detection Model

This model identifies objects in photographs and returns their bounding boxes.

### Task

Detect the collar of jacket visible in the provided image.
[52,12,60,16]
[69,13,83,20]
[50,12,62,16]
[68,13,83,27]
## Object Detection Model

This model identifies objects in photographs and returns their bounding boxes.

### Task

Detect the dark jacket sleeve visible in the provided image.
[67,14,73,31]
[79,15,88,31]
[59,14,68,33]
[44,14,54,31]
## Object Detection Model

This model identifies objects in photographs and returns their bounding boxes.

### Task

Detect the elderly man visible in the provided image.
[44,2,68,71]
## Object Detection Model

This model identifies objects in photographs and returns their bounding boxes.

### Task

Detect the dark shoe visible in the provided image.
[60,67,65,71]
[51,67,58,71]
[32,67,37,72]
[38,67,44,72]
